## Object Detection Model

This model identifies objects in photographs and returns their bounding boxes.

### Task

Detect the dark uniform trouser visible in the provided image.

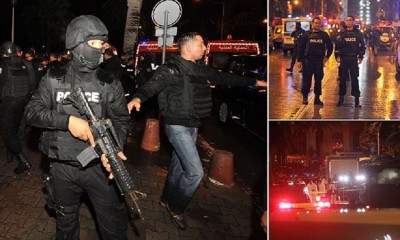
[338,57,360,97]
[50,162,128,240]
[290,45,299,69]
[0,97,27,155]
[301,58,324,96]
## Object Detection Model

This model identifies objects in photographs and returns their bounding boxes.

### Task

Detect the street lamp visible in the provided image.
[11,0,18,42]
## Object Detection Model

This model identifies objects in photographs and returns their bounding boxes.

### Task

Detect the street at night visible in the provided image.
[270,208,400,240]
[269,48,400,119]
[0,113,266,239]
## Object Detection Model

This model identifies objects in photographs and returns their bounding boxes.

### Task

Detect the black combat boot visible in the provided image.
[7,150,14,163]
[355,97,361,108]
[302,95,308,105]
[314,95,324,105]
[14,154,31,174]
[336,96,344,107]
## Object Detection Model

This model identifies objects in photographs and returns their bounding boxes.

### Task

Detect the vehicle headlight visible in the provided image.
[338,175,349,182]
[355,174,366,182]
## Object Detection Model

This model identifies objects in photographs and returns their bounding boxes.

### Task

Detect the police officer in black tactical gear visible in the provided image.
[0,41,35,174]
[24,15,130,239]
[297,17,333,105]
[287,22,306,72]
[335,16,366,107]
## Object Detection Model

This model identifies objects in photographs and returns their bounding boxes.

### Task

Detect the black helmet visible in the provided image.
[1,41,17,55]
[65,15,108,50]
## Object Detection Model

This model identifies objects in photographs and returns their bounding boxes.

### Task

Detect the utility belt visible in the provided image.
[50,158,101,168]
[339,54,358,60]
[304,55,325,60]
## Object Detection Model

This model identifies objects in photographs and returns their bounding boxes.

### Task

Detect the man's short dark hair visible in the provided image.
[312,17,321,23]
[347,16,355,21]
[177,32,201,52]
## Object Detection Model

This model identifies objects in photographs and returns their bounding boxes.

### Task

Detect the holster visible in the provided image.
[41,173,55,210]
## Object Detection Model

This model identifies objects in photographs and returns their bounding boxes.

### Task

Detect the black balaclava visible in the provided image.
[65,15,108,72]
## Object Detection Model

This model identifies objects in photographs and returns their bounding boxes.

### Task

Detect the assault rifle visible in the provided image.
[64,87,146,220]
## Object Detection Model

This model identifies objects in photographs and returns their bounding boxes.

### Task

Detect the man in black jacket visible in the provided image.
[127,32,267,230]
[297,17,333,105]
[335,16,366,107]
[24,15,130,239]
[286,22,306,72]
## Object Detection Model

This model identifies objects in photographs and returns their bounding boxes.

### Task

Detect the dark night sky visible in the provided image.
[0,0,266,52]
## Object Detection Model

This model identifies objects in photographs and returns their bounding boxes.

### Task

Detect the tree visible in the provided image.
[269,121,307,172]
[270,0,288,19]
[19,0,71,51]
[379,0,399,21]
[122,0,143,55]
[99,0,129,52]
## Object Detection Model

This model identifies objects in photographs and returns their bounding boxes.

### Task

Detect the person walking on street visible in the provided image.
[297,17,333,105]
[127,32,267,230]
[0,41,36,173]
[286,22,306,73]
[335,16,366,107]
[24,15,131,239]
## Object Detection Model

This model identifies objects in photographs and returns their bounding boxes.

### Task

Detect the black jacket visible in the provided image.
[24,62,130,161]
[133,55,256,127]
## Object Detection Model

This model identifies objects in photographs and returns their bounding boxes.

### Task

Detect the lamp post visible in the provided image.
[220,0,225,40]
[11,0,18,42]
[321,0,324,16]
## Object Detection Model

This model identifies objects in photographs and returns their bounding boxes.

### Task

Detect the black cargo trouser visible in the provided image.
[290,45,299,69]
[301,57,324,96]
[338,57,360,97]
[0,97,28,156]
[50,161,128,240]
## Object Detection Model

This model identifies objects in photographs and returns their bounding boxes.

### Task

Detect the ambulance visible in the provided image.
[205,39,260,70]
[134,41,179,75]
[281,17,312,54]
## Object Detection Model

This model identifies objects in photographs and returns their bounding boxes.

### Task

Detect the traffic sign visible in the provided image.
[151,0,182,27]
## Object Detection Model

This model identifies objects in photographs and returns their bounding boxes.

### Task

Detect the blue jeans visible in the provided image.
[161,125,204,215]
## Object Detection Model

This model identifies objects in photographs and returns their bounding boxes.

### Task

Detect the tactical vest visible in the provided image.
[158,61,213,119]
[2,62,30,98]
[304,31,327,58]
[40,67,111,161]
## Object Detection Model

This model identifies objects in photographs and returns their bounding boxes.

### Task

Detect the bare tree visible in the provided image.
[123,0,143,55]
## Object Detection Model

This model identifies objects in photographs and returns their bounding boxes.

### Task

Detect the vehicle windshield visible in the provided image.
[218,55,267,80]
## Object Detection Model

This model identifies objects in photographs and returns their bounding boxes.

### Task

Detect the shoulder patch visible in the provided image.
[97,68,114,85]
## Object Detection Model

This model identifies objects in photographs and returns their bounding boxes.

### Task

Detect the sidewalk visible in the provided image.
[0,118,265,240]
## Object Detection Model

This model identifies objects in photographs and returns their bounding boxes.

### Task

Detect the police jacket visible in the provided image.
[334,28,366,59]
[132,55,256,127]
[24,62,130,161]
[297,30,333,62]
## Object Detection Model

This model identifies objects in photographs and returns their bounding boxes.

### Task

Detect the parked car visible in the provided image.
[211,54,267,141]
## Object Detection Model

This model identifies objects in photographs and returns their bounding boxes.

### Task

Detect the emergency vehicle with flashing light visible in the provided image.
[281,17,312,54]
[204,39,260,69]
[134,41,179,75]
